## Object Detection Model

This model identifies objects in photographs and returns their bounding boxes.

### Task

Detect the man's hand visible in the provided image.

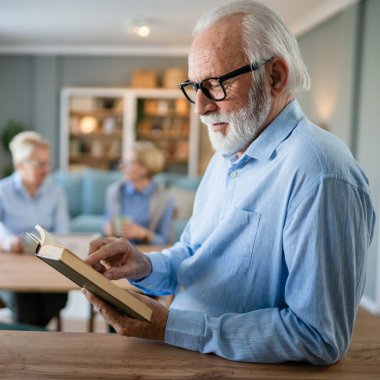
[81,288,168,341]
[85,237,152,280]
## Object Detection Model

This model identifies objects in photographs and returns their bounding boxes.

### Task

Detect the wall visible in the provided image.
[0,55,187,171]
[297,3,358,148]
[356,0,380,311]
[0,57,34,173]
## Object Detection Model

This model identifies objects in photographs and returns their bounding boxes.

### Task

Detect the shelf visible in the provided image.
[69,153,120,163]
[69,131,123,140]
[70,109,123,117]
[142,112,189,118]
[137,132,188,140]
[61,87,205,175]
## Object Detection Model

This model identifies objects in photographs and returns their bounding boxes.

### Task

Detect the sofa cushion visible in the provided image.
[169,176,201,219]
[172,176,202,191]
[172,217,189,242]
[70,214,104,234]
[52,171,82,217]
[81,169,121,215]
[153,172,184,188]
[169,186,196,219]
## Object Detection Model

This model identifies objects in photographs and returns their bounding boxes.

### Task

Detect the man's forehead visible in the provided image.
[188,18,245,80]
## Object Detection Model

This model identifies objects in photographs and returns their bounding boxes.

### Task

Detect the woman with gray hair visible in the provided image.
[104,140,174,245]
[0,131,69,327]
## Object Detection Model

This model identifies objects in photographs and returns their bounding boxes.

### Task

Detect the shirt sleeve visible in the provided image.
[131,221,194,295]
[0,194,6,239]
[52,186,70,233]
[0,191,17,250]
[164,178,375,364]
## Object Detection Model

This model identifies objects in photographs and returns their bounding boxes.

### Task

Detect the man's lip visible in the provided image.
[211,122,228,132]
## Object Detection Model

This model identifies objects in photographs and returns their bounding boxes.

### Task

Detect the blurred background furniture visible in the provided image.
[52,169,201,242]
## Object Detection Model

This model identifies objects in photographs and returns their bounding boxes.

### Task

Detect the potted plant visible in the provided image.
[1,119,25,177]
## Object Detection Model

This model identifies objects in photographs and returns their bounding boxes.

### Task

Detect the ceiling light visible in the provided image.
[134,24,150,38]
[125,18,152,38]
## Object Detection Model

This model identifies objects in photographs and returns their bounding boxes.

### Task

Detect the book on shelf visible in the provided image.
[26,225,152,322]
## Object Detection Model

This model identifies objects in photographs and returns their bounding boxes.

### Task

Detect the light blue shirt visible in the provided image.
[0,172,69,239]
[133,100,376,365]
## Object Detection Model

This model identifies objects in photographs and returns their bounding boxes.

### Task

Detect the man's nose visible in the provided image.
[194,90,217,116]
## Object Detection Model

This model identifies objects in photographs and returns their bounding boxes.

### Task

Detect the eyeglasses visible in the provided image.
[119,159,143,169]
[178,59,270,104]
[25,160,51,169]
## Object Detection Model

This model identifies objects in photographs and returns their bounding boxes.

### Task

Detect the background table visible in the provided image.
[0,331,379,379]
[0,238,165,331]
[0,238,163,292]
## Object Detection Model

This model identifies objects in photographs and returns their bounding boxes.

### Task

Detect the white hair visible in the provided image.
[9,131,50,165]
[193,0,310,94]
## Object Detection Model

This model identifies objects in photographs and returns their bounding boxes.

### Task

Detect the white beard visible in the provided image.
[200,78,271,154]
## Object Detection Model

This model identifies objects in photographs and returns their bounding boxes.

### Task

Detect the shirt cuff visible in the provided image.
[130,252,168,291]
[164,308,205,352]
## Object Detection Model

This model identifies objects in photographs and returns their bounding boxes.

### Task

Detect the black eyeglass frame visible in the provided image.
[178,59,271,104]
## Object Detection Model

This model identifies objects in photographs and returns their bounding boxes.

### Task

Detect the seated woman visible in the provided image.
[0,131,69,327]
[104,141,174,245]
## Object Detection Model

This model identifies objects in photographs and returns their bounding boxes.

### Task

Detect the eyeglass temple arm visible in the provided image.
[219,59,271,82]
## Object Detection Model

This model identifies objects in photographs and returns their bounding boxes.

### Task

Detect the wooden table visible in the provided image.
[0,240,162,292]
[0,331,379,379]
[0,238,165,331]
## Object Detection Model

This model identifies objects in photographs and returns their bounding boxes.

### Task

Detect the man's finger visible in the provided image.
[88,237,115,255]
[81,288,139,334]
[85,238,125,265]
[81,288,122,325]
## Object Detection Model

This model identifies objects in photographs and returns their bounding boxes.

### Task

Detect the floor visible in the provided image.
[352,307,380,342]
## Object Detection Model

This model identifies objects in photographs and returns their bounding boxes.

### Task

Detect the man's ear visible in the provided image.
[266,56,289,96]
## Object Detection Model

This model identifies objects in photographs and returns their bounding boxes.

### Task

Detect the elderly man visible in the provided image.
[83,1,375,364]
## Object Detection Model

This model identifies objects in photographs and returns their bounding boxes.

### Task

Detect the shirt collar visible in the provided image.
[224,99,304,163]
[12,171,49,198]
[123,180,156,196]
[13,171,24,191]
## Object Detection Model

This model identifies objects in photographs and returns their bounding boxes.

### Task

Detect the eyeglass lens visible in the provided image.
[184,79,226,103]
[27,160,51,168]
[183,84,197,103]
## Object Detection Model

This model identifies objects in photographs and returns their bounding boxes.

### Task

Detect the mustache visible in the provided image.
[200,113,231,125]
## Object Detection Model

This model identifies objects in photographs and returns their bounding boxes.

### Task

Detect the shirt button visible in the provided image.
[230,171,238,178]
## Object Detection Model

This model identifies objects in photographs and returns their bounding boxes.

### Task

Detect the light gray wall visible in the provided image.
[356,0,380,304]
[0,55,187,171]
[297,3,358,148]
[0,57,34,172]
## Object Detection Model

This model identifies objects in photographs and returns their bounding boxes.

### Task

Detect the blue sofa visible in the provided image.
[52,169,201,243]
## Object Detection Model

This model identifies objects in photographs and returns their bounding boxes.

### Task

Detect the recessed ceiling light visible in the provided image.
[125,18,152,38]
[133,24,150,38]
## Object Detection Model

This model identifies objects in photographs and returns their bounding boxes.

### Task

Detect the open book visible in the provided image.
[27,225,152,323]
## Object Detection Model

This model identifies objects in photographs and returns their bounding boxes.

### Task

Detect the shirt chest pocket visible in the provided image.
[210,207,261,272]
